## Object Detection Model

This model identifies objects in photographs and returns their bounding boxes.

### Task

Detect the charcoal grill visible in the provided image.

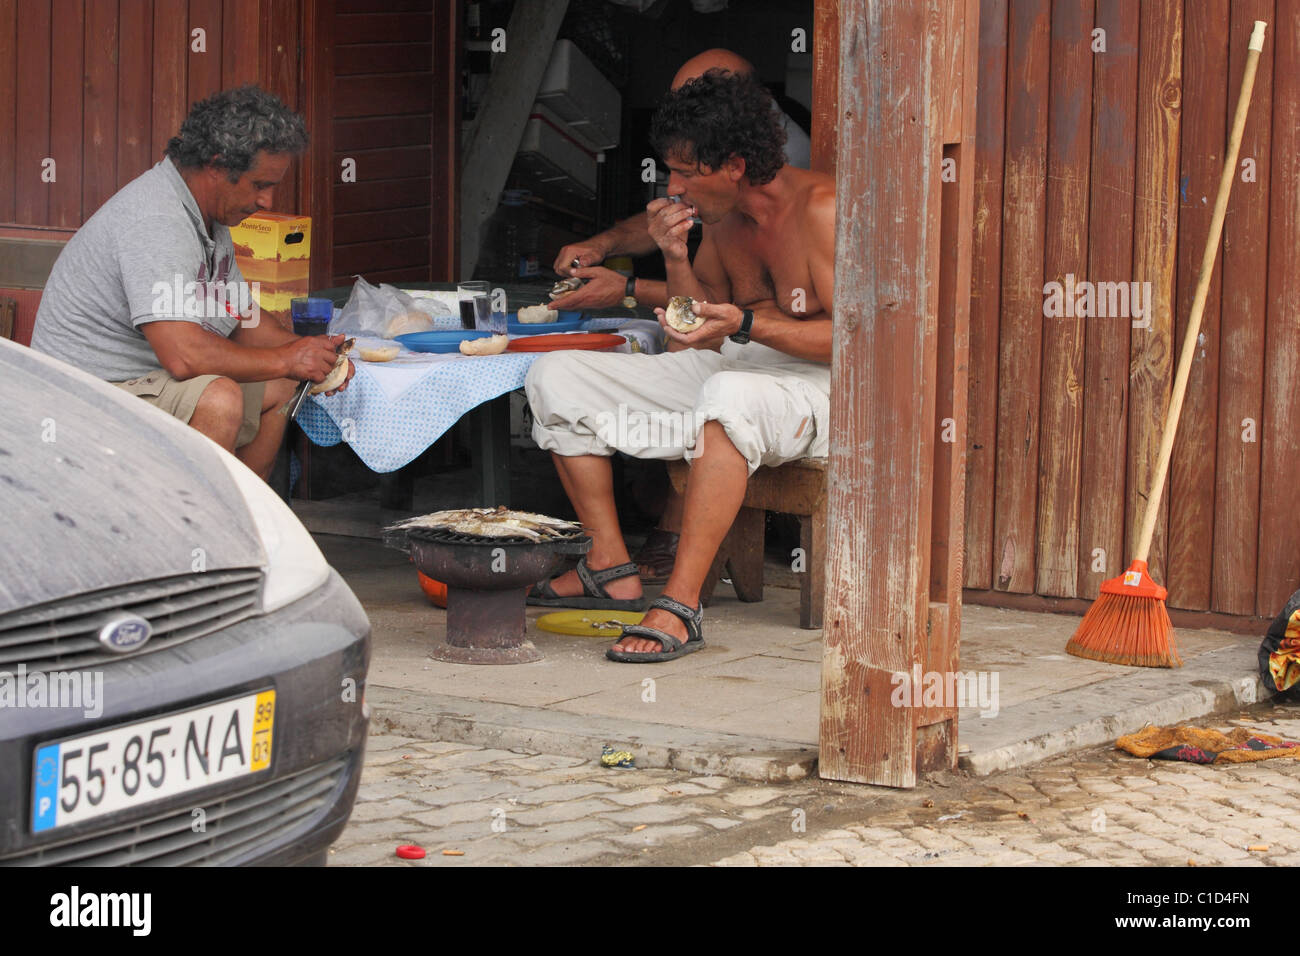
[387,525,590,664]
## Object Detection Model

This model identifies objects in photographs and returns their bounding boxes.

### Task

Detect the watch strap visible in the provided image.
[729,309,754,344]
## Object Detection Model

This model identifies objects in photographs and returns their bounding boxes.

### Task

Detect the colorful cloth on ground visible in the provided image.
[1116,725,1300,764]
[1259,587,1300,694]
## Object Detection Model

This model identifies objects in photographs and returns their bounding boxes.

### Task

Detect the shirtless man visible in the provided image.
[550,48,813,583]
[524,70,834,662]
[549,48,811,314]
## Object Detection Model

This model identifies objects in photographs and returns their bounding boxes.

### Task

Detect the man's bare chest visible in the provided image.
[716,236,812,315]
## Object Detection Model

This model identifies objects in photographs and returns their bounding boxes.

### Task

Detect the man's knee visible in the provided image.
[262,377,296,410]
[194,376,244,427]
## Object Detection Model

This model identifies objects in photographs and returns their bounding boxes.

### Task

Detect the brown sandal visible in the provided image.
[632,529,679,585]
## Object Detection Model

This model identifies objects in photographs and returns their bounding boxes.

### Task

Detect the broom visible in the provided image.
[1066,19,1268,668]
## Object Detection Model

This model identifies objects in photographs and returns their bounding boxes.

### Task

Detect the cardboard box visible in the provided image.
[229,213,311,315]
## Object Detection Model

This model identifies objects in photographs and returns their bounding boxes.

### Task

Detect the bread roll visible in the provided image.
[458,334,509,356]
[517,304,557,324]
[359,345,400,362]
[384,310,434,338]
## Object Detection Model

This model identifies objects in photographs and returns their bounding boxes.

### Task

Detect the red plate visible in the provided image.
[507,333,624,352]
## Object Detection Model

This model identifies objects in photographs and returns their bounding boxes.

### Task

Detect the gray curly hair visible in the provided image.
[166,85,308,181]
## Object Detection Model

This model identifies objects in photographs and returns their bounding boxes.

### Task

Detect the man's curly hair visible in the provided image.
[166,85,308,181]
[649,69,786,185]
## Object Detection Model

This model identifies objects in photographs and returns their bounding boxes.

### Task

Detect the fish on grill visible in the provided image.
[386,506,584,542]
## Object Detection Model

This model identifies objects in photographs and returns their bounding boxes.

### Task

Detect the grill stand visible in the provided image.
[401,530,590,665]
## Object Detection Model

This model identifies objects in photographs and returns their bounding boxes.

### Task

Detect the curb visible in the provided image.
[367,644,1265,784]
[958,643,1269,775]
[366,685,818,783]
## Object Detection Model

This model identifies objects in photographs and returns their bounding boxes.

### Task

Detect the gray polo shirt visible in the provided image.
[31,157,249,382]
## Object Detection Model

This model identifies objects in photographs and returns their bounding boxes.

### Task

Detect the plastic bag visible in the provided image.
[330,277,433,338]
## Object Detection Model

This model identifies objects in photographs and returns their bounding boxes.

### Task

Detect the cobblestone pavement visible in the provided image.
[331,702,1300,867]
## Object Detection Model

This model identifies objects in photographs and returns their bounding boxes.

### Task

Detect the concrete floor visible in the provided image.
[316,530,1266,779]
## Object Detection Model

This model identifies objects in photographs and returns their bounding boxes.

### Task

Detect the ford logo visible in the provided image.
[97,614,153,653]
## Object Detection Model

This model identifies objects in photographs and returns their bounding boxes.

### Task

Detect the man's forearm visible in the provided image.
[630,278,668,310]
[664,260,721,306]
[595,212,659,259]
[750,312,832,364]
[146,321,291,382]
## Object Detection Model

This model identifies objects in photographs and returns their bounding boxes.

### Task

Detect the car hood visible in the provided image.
[0,339,266,614]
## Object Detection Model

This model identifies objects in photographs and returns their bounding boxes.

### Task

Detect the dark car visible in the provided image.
[0,338,370,865]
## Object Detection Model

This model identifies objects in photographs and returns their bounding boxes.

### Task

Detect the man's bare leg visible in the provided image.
[636,487,685,579]
[188,377,244,451]
[612,421,747,654]
[236,378,297,480]
[538,452,643,601]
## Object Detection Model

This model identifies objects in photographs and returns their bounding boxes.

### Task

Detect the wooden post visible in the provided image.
[811,0,838,175]
[819,0,977,787]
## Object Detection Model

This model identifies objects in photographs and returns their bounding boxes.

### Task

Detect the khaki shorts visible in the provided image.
[113,370,266,449]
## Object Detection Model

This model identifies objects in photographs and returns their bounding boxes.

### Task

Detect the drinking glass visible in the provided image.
[290,297,333,336]
[488,287,508,335]
[458,281,490,330]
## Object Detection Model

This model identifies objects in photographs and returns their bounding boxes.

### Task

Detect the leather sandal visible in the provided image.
[632,528,679,585]
[606,595,704,663]
[527,556,648,611]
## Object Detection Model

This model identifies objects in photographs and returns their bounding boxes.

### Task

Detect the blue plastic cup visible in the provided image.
[291,297,333,336]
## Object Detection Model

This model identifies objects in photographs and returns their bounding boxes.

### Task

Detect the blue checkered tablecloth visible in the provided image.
[295,316,634,474]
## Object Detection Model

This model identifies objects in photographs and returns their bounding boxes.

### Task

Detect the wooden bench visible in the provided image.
[667,457,827,629]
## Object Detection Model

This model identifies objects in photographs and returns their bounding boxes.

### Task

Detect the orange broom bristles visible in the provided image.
[1066,560,1182,668]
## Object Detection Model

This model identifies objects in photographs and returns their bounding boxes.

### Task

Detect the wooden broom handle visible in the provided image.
[1135,20,1267,562]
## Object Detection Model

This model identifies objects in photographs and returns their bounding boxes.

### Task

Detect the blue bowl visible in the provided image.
[396,330,495,354]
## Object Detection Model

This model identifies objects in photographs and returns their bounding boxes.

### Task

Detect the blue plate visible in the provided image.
[396,330,495,354]
[506,310,585,335]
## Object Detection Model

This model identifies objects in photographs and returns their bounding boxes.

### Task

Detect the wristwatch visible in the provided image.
[622,275,637,309]
[729,309,754,344]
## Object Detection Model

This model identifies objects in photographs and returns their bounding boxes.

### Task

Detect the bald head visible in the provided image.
[670,48,756,91]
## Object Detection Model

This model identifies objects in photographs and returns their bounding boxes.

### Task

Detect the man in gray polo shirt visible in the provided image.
[32,86,349,481]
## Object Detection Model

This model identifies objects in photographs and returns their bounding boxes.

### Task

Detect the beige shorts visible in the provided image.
[113,370,266,449]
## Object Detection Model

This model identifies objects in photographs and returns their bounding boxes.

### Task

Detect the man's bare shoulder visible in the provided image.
[797,170,835,220]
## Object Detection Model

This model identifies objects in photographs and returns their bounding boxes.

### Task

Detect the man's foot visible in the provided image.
[539,563,643,602]
[632,528,679,584]
[526,557,646,610]
[610,600,689,655]
[607,595,704,662]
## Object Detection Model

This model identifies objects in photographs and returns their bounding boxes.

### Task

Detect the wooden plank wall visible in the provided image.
[328,0,437,287]
[964,0,1294,622]
[0,0,288,232]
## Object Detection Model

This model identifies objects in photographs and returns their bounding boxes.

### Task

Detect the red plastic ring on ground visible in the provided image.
[396,845,426,860]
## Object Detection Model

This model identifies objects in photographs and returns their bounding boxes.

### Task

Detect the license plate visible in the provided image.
[31,689,275,833]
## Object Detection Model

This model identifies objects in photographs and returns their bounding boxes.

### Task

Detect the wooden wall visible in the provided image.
[0,0,301,231]
[964,0,1297,621]
[321,0,449,288]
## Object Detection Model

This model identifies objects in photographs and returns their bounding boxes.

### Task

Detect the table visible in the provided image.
[295,282,646,507]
